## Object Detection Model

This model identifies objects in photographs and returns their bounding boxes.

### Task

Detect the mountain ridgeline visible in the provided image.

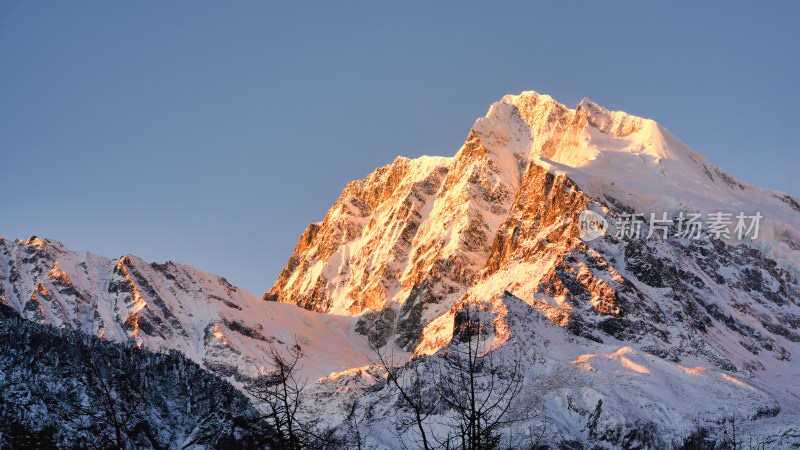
[3,91,800,447]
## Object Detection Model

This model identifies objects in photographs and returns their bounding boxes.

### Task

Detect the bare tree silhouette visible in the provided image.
[434,305,544,450]
[245,338,335,449]
[371,303,546,450]
[372,343,438,450]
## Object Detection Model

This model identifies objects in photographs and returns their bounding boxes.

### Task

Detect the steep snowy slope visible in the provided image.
[269,91,800,447]
[0,236,372,383]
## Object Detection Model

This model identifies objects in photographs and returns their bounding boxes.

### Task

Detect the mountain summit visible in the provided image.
[267,90,800,347]
[264,91,800,445]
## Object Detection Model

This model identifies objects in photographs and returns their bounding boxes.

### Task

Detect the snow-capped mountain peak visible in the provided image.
[269,91,800,326]
[266,90,800,445]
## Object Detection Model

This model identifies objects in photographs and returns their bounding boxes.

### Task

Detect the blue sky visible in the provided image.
[1,1,797,295]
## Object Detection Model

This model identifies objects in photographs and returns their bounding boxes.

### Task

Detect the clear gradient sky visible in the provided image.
[1,2,798,295]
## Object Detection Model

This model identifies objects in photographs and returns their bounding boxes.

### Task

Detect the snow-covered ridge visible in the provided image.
[0,236,372,383]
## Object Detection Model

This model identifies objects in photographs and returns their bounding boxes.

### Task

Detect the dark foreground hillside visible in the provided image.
[0,303,273,449]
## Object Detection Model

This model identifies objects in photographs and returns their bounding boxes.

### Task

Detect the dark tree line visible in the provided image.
[671,415,783,450]
[0,303,273,449]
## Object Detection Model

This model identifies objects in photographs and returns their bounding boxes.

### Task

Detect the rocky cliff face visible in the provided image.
[264,124,525,349]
